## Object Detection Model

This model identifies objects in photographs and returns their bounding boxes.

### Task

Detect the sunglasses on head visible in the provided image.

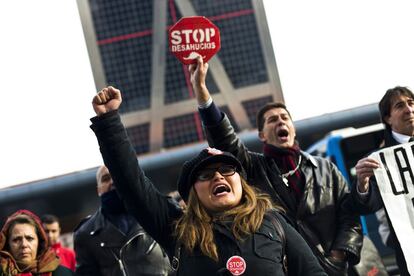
[195,165,237,181]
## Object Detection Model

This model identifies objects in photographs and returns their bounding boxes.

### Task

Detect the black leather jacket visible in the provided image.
[203,114,363,272]
[89,111,327,276]
[74,208,171,276]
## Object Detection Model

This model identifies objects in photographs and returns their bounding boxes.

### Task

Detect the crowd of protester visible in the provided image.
[0,58,411,275]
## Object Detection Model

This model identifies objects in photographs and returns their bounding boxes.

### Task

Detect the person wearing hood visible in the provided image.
[0,209,74,275]
[88,86,327,275]
[187,56,362,275]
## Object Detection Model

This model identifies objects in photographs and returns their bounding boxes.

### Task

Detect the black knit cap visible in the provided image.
[177,148,246,202]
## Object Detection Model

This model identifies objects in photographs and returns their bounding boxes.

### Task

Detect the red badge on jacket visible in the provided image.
[226,255,246,275]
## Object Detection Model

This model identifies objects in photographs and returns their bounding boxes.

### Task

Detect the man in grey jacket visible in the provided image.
[74,165,171,276]
[188,56,362,275]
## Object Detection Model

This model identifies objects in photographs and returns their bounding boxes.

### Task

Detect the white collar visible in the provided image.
[391,130,412,144]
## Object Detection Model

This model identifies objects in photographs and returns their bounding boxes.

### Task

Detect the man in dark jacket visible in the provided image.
[351,86,413,275]
[188,56,362,275]
[73,165,171,276]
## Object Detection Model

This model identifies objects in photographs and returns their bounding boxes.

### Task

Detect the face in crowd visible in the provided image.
[96,165,115,196]
[193,162,243,212]
[8,222,39,268]
[258,105,296,148]
[385,94,414,136]
[43,222,60,246]
[179,148,246,213]
[256,102,296,148]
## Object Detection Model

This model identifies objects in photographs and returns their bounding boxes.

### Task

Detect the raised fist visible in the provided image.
[92,86,122,116]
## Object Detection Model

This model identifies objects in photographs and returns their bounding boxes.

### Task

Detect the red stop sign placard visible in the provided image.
[226,255,246,275]
[169,16,220,65]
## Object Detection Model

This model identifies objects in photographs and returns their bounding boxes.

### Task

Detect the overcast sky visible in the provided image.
[263,0,414,120]
[0,1,101,189]
[0,1,413,189]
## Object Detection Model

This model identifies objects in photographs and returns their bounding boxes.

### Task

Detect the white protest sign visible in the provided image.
[371,142,414,274]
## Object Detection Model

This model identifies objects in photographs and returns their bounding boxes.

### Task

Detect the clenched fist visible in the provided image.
[92,86,122,116]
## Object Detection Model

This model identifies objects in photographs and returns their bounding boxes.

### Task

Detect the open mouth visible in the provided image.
[277,129,289,138]
[212,184,231,196]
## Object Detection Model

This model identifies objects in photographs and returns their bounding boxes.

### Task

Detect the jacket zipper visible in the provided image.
[116,232,145,276]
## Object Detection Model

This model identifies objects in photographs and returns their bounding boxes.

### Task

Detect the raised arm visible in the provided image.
[90,87,182,254]
[189,57,255,174]
[189,56,211,106]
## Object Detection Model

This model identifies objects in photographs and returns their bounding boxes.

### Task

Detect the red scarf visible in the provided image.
[263,143,304,200]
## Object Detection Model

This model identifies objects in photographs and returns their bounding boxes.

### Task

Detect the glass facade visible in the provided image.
[82,0,281,154]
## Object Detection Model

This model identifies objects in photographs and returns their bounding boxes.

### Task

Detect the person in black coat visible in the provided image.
[89,86,327,276]
[188,56,362,275]
[351,86,414,275]
[74,165,171,276]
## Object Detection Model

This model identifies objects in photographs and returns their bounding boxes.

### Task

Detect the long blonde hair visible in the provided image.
[174,178,278,261]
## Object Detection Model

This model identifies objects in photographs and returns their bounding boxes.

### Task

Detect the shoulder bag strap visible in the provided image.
[268,212,288,274]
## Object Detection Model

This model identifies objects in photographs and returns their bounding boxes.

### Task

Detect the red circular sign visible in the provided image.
[226,255,246,275]
[169,16,221,65]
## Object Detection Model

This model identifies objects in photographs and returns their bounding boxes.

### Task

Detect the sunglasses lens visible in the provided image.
[197,170,215,181]
[196,165,236,181]
[218,165,236,176]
